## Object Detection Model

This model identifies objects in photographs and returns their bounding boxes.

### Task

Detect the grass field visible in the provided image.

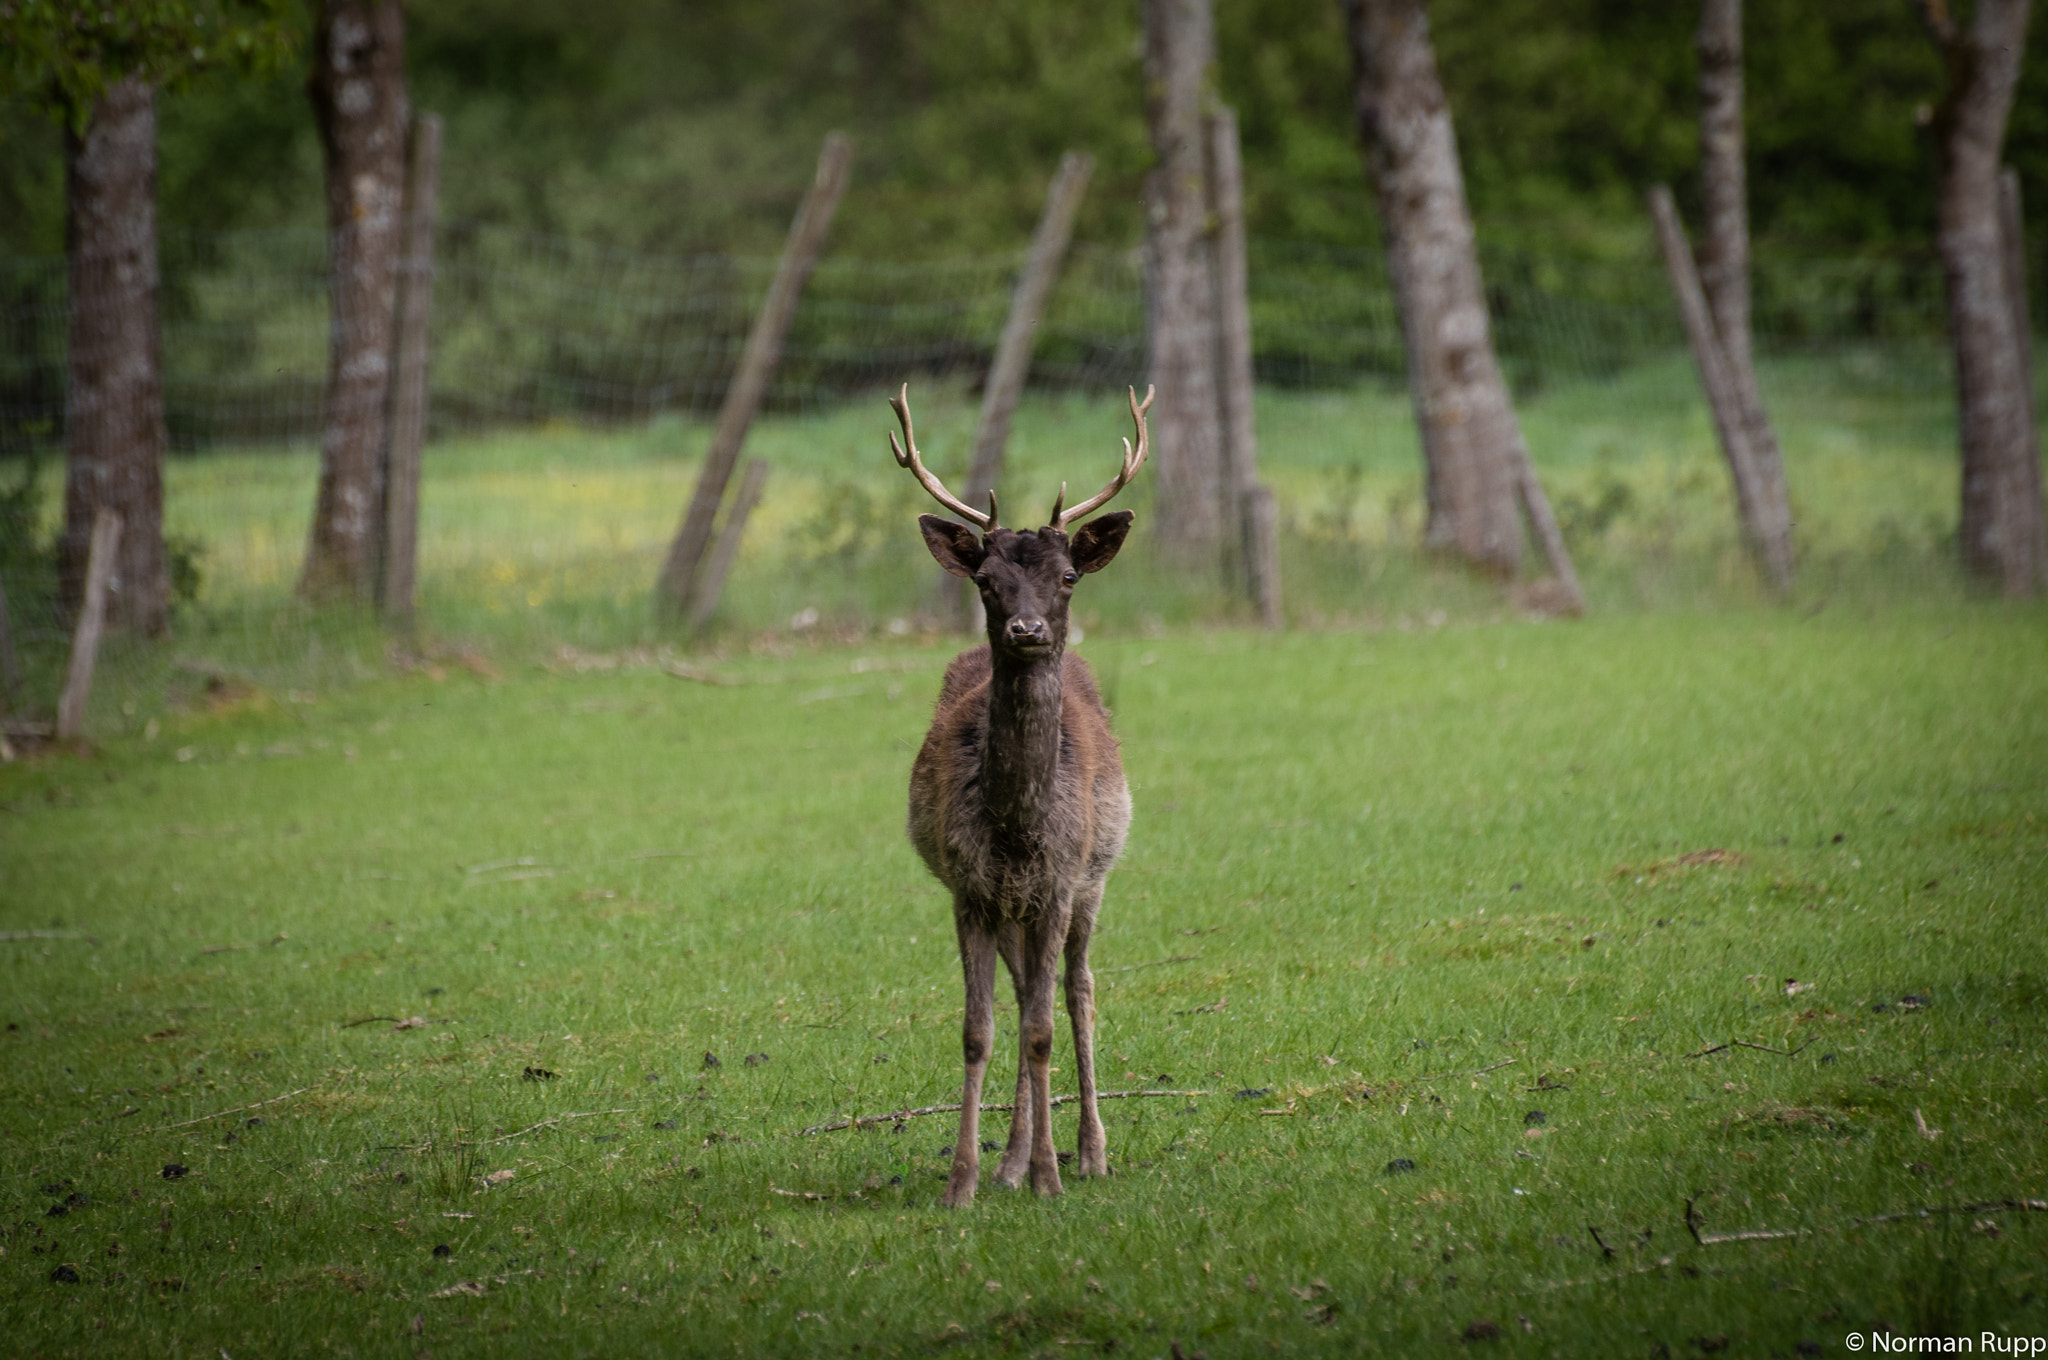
[4,605,2046,1356]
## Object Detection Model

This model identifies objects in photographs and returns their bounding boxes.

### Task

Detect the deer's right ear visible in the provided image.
[919,515,986,578]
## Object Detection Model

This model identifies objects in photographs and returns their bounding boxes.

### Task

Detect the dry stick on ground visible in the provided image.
[131,1088,315,1137]
[467,1110,630,1148]
[1683,1039,1808,1059]
[1684,1192,2048,1246]
[1472,1058,1517,1074]
[1101,952,1201,973]
[0,930,99,944]
[658,132,851,618]
[686,458,771,631]
[800,1089,1212,1137]
[56,509,121,741]
[341,1015,405,1028]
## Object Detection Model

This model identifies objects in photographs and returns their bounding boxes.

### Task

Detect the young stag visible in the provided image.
[893,383,1153,1207]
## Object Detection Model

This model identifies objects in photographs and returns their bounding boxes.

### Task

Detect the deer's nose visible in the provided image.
[1005,616,1049,643]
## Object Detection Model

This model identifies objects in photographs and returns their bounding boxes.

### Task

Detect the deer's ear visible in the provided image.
[919,515,986,578]
[1068,511,1133,574]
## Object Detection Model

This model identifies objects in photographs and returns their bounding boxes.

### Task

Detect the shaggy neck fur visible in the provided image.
[981,642,1066,835]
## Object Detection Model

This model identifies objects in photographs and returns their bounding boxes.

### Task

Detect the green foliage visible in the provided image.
[1,609,2044,1353]
[0,0,300,128]
[5,0,2039,261]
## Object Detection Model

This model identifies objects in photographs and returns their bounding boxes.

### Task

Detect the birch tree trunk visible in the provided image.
[301,0,409,603]
[1919,0,2044,594]
[1342,0,1522,576]
[60,75,168,637]
[1696,0,1794,591]
[1142,0,1228,561]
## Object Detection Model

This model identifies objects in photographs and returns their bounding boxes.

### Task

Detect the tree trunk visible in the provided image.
[301,0,409,603]
[659,132,851,618]
[1998,167,2045,579]
[1922,0,2044,594]
[1206,104,1281,624]
[60,75,168,637]
[1143,0,1228,560]
[1696,0,1795,591]
[1342,0,1523,576]
[381,111,441,628]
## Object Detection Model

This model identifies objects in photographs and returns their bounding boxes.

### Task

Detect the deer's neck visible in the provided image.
[981,648,1064,833]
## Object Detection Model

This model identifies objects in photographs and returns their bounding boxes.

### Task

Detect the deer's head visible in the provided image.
[891,385,1152,659]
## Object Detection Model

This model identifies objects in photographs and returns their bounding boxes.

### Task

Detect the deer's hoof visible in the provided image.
[940,1180,978,1209]
[993,1155,1030,1189]
[1031,1167,1064,1198]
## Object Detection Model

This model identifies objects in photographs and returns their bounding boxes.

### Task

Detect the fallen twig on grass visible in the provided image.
[665,661,739,685]
[800,1089,1213,1137]
[460,1110,631,1150]
[341,1016,404,1028]
[1683,1191,2048,1246]
[1472,1059,1518,1075]
[1103,952,1200,973]
[1683,1039,1808,1059]
[0,929,98,944]
[131,1088,315,1137]
[771,1186,836,1201]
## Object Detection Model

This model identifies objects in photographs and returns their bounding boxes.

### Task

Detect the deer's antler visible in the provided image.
[1052,385,1153,529]
[889,385,994,530]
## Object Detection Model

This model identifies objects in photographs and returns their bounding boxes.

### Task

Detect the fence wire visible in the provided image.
[0,224,1959,454]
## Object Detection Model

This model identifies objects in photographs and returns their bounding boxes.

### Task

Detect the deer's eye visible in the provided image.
[1062,570,1079,585]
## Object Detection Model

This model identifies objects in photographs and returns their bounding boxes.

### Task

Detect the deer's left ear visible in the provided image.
[1068,511,1133,574]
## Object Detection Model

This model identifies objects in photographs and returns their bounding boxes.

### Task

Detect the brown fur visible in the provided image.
[907,521,1133,1205]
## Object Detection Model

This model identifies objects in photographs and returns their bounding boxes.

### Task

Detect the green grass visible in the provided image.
[4,606,2046,1356]
[37,348,1961,685]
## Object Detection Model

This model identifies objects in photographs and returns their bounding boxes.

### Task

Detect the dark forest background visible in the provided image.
[3,0,2045,265]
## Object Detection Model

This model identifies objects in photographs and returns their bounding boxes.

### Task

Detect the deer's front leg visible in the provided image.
[994,921,1034,1189]
[944,914,999,1209]
[1022,904,1071,1198]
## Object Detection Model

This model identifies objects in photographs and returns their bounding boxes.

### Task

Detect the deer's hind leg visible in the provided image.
[1064,881,1108,1177]
[993,920,1034,1189]
[943,910,999,1209]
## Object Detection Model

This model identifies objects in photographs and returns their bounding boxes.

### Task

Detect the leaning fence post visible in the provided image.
[687,459,772,632]
[1648,184,1792,594]
[937,150,1095,628]
[381,111,442,628]
[57,508,121,741]
[659,132,852,620]
[0,572,21,715]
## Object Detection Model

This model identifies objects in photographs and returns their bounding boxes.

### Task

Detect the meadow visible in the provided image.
[3,604,2046,1357]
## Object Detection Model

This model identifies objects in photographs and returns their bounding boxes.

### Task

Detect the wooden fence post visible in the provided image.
[1648,184,1793,594]
[382,111,441,627]
[0,574,20,715]
[687,459,772,632]
[1999,167,2046,591]
[57,509,121,741]
[1207,104,1282,626]
[659,132,852,619]
[938,150,1094,627]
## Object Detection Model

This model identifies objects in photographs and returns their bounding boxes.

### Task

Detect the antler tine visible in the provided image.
[1054,385,1155,529]
[1048,482,1067,524]
[888,384,990,530]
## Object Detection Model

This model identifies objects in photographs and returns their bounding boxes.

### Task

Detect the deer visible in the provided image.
[891,382,1153,1207]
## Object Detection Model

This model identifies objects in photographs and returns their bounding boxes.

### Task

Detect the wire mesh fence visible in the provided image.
[0,221,2007,724]
[0,222,1968,454]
